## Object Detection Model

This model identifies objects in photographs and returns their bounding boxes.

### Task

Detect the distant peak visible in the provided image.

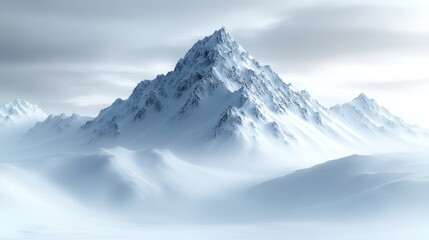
[0,99,47,124]
[352,93,372,103]
[356,93,369,101]
[1,99,34,109]
[350,93,379,108]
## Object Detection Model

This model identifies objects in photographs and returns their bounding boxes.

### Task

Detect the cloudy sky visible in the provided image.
[1,0,429,127]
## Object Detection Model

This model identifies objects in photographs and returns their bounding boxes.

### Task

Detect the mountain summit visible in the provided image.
[330,93,418,140]
[0,99,47,128]
[79,28,425,157]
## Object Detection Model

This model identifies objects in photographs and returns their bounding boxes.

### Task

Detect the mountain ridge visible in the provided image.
[8,28,427,160]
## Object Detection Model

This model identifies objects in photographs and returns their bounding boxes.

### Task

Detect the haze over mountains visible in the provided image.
[1,27,429,239]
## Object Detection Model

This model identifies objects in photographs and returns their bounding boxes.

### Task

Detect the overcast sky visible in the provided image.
[1,0,429,127]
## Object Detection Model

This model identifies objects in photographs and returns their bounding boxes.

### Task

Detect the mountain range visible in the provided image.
[1,27,427,159]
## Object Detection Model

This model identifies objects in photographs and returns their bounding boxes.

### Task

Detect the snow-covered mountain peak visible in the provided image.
[202,27,234,46]
[355,93,370,101]
[329,93,425,142]
[1,98,43,114]
[348,93,394,119]
[0,99,47,127]
[350,93,379,110]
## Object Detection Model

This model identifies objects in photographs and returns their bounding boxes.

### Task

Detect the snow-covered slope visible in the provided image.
[2,152,429,239]
[234,153,429,220]
[0,99,47,128]
[2,146,255,220]
[37,148,228,205]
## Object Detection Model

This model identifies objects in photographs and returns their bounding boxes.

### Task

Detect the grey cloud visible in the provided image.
[1,1,428,116]
[235,5,429,71]
[0,0,281,65]
[1,0,269,21]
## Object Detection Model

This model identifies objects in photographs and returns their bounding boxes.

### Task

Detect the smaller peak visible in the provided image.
[353,93,375,104]
[71,113,80,119]
[350,93,379,109]
[46,113,65,121]
[356,93,370,100]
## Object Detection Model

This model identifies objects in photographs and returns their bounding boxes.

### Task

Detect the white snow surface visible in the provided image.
[2,150,429,239]
[241,153,429,220]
